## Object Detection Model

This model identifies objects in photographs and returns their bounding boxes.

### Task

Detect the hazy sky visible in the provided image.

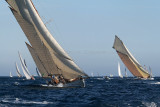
[0,0,160,77]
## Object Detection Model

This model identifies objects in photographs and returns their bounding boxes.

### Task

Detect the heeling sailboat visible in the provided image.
[6,0,88,87]
[19,52,35,80]
[118,62,123,78]
[15,62,22,77]
[113,35,150,79]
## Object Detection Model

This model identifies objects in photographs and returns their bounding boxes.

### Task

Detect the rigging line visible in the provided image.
[56,65,63,76]
[35,0,58,37]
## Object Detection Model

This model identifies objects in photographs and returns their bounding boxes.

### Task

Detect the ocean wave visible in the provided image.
[96,78,104,80]
[14,82,20,86]
[149,82,160,85]
[1,98,53,105]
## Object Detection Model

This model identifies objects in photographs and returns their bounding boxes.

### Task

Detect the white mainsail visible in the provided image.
[6,0,88,81]
[118,62,123,78]
[149,66,153,78]
[125,68,127,77]
[19,53,31,80]
[91,73,94,77]
[10,72,13,77]
[15,62,22,77]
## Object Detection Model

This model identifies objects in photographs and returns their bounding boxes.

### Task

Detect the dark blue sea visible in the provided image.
[0,77,160,107]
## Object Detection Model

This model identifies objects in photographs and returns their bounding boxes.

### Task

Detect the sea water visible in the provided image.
[0,77,159,107]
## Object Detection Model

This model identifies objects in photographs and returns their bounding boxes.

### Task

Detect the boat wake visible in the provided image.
[96,78,104,80]
[41,83,64,88]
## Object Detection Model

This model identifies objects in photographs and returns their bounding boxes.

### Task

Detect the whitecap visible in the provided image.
[142,101,157,107]
[97,78,104,80]
[150,82,160,85]
[22,101,54,104]
[14,82,20,85]
[1,98,53,105]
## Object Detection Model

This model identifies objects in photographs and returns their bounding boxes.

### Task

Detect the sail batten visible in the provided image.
[113,36,150,78]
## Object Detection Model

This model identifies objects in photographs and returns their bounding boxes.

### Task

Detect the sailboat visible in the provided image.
[110,74,113,77]
[19,53,35,80]
[6,0,88,87]
[125,68,127,77]
[118,62,123,78]
[149,66,154,80]
[15,62,22,77]
[113,36,151,79]
[91,73,94,77]
[36,68,42,77]
[10,72,13,78]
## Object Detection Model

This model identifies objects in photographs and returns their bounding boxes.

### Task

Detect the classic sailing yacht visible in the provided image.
[19,53,35,80]
[113,36,151,79]
[118,62,123,78]
[15,62,22,77]
[6,0,88,87]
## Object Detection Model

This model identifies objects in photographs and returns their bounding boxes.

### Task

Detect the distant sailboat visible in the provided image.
[149,66,154,79]
[36,68,42,77]
[6,0,88,87]
[15,62,22,77]
[91,73,94,77]
[19,53,35,80]
[110,74,113,77]
[125,68,127,77]
[118,62,123,78]
[113,36,151,79]
[10,72,13,78]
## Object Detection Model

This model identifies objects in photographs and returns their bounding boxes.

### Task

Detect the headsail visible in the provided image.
[113,35,150,78]
[15,62,22,77]
[6,0,88,80]
[26,42,50,77]
[36,68,42,77]
[118,62,123,78]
